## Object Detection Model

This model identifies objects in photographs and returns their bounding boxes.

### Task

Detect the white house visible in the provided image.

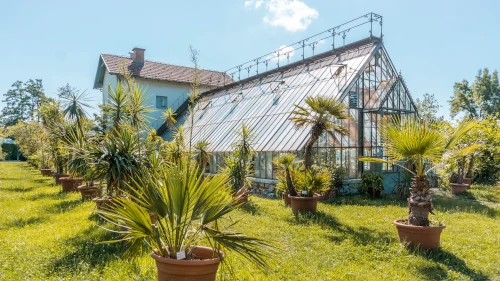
[93,47,232,131]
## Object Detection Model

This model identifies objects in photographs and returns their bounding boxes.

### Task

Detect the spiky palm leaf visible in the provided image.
[290,96,348,169]
[359,116,477,177]
[98,162,273,270]
[194,140,211,171]
[127,84,153,129]
[86,127,149,196]
[59,86,91,136]
[107,81,129,130]
[162,108,177,130]
[273,153,300,196]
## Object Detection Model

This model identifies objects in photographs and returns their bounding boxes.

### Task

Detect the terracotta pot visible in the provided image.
[462,178,472,185]
[451,183,468,195]
[77,185,102,200]
[324,189,337,200]
[40,169,54,177]
[393,219,445,250]
[53,174,70,185]
[149,212,157,224]
[367,188,382,198]
[283,193,291,205]
[60,177,83,192]
[93,197,113,209]
[396,189,408,201]
[151,246,222,281]
[289,195,319,213]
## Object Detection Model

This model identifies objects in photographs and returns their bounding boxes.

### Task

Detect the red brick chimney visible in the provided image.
[130,47,145,66]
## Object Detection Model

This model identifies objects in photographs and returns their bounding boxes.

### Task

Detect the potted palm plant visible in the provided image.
[360,172,384,198]
[360,116,476,250]
[224,124,255,202]
[289,167,330,213]
[290,96,349,170]
[97,162,272,281]
[273,153,299,205]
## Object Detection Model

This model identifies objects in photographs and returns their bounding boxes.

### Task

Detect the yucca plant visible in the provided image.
[360,116,477,226]
[295,167,330,197]
[273,153,299,196]
[290,96,348,170]
[162,108,177,130]
[58,84,91,137]
[86,126,150,197]
[194,140,210,173]
[97,161,273,270]
[224,124,255,196]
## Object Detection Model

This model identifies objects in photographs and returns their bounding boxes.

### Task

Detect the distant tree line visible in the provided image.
[416,68,500,183]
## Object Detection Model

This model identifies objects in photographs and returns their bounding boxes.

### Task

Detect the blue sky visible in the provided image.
[1,0,499,119]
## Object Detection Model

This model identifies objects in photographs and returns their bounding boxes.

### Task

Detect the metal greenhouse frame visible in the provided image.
[161,13,417,192]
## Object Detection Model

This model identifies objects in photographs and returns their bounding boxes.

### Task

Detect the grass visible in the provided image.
[456,183,500,203]
[1,162,499,280]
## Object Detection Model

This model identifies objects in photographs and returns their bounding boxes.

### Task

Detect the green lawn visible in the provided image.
[0,162,499,281]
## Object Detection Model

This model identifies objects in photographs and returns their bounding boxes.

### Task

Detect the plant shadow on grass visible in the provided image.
[44,198,83,214]
[408,248,490,281]
[28,191,69,201]
[288,210,395,246]
[328,195,407,208]
[1,186,34,192]
[0,216,47,230]
[33,178,52,184]
[48,225,131,274]
[432,195,499,218]
[0,177,26,181]
[241,201,260,215]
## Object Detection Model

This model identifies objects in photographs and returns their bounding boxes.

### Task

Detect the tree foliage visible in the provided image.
[450,68,500,118]
[1,79,46,127]
[415,93,443,122]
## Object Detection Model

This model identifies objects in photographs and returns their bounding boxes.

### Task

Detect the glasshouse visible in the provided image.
[161,14,417,192]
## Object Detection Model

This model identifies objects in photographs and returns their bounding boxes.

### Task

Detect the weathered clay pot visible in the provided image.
[396,189,408,201]
[462,178,473,185]
[451,183,468,195]
[289,195,319,213]
[367,188,382,198]
[283,193,291,205]
[92,197,113,209]
[149,212,157,224]
[151,246,222,281]
[53,174,70,185]
[40,169,54,177]
[393,219,445,250]
[60,177,83,192]
[77,184,102,200]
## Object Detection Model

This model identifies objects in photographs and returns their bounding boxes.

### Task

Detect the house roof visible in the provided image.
[94,54,233,88]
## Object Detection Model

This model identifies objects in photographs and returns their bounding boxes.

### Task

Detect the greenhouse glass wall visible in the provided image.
[161,15,417,192]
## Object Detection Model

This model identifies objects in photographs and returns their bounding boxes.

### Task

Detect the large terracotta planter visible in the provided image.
[283,193,291,205]
[151,246,222,281]
[393,219,445,250]
[40,169,54,177]
[77,184,102,200]
[60,177,83,192]
[289,195,319,213]
[462,178,473,185]
[451,183,468,195]
[53,174,70,185]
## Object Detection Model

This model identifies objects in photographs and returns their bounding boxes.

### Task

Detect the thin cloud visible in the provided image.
[245,0,264,8]
[267,45,295,61]
[245,0,319,32]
